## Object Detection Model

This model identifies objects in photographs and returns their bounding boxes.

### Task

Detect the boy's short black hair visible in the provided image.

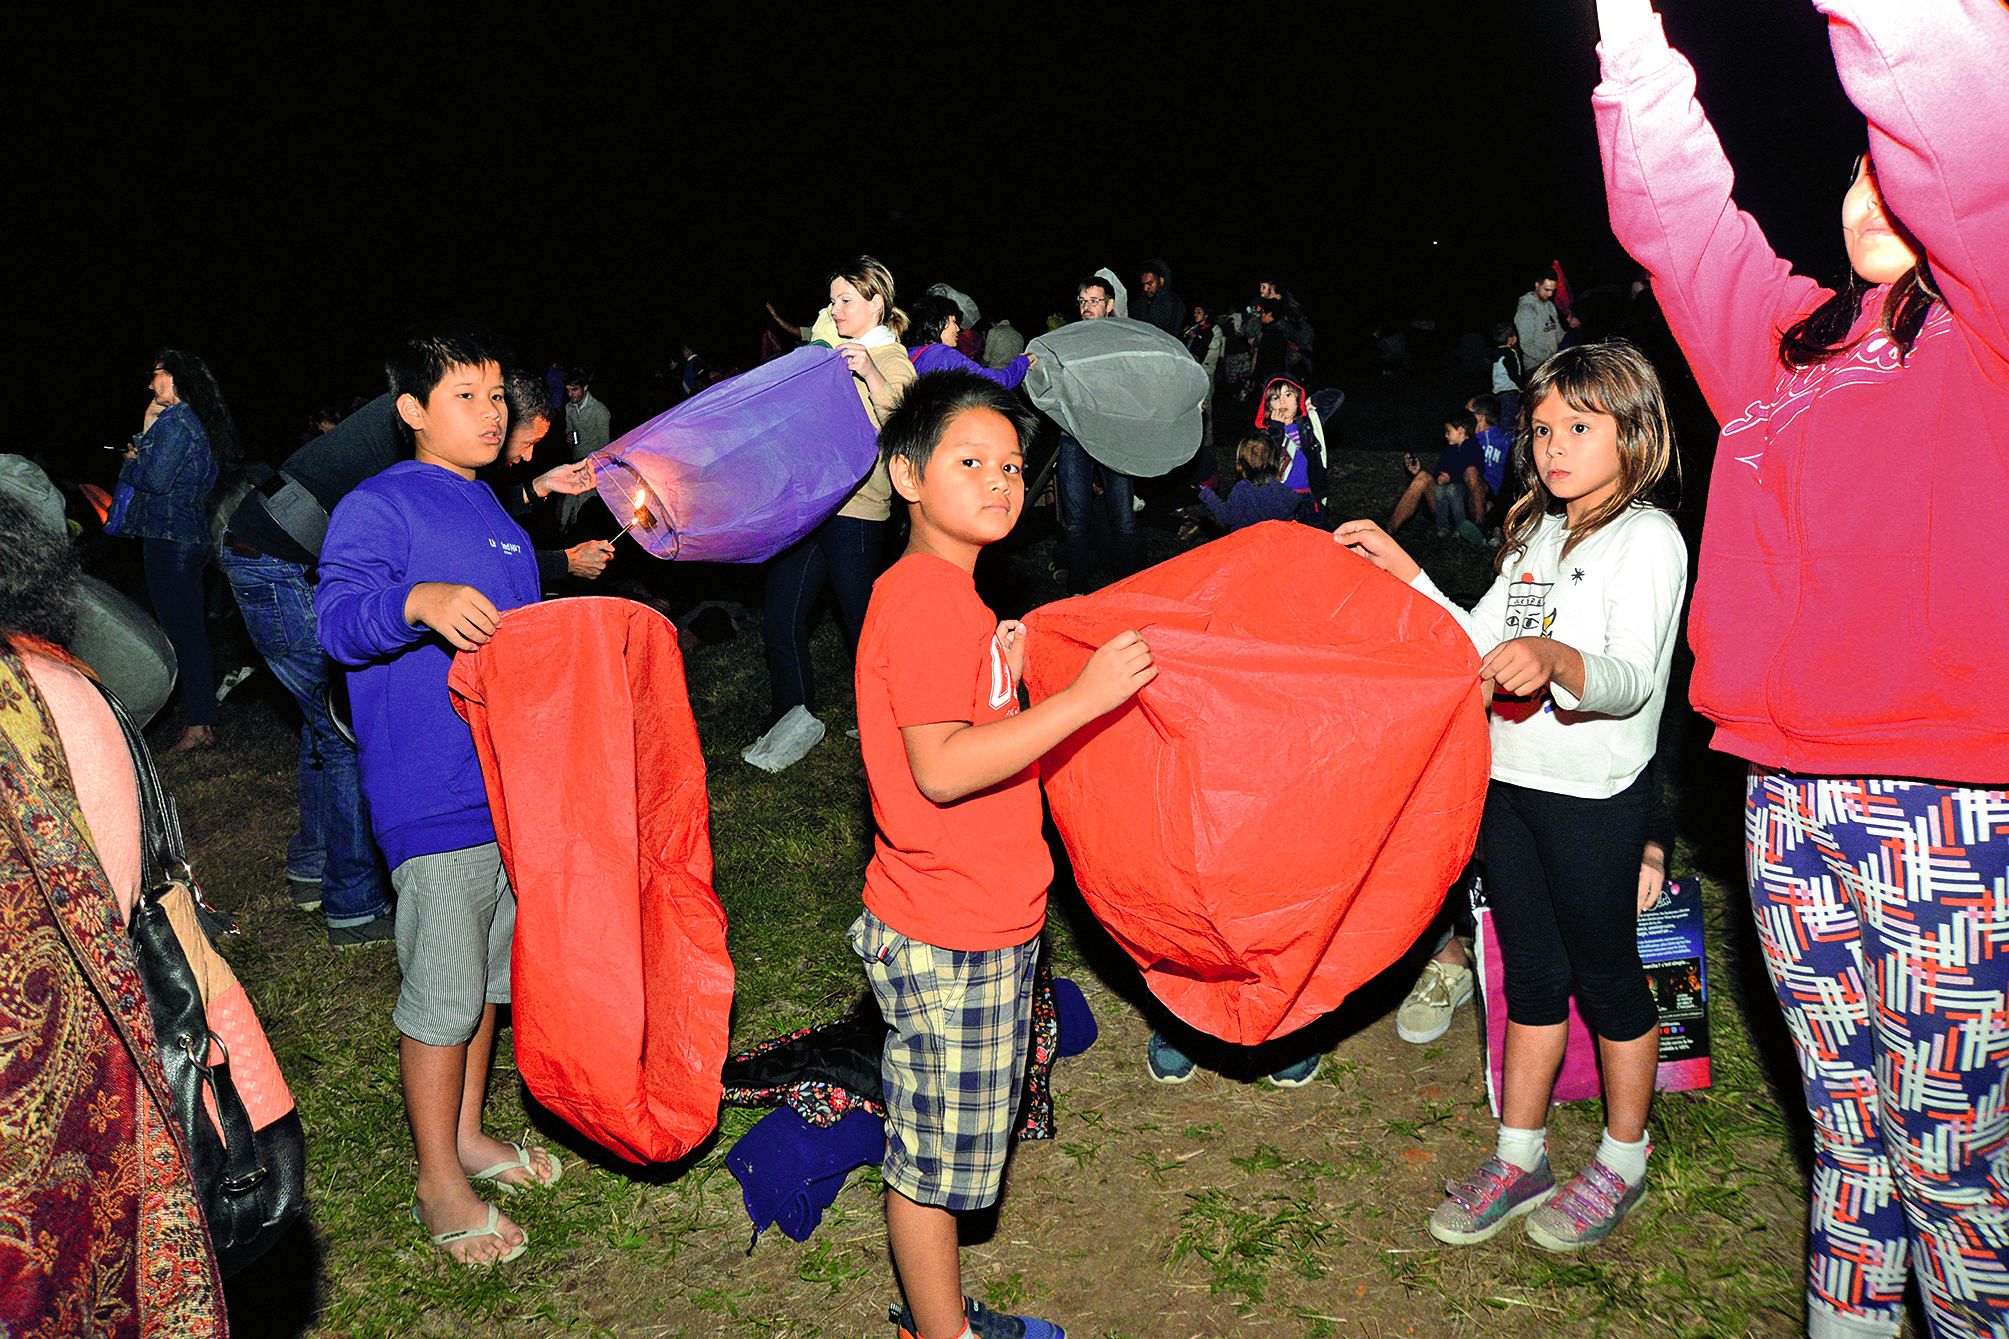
[1443,408,1478,435]
[504,369,550,431]
[385,324,509,405]
[879,371,1037,485]
[1468,393,1502,424]
[565,366,594,389]
[1490,321,1517,345]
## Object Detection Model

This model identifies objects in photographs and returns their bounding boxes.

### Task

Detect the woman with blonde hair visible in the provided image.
[746,256,918,772]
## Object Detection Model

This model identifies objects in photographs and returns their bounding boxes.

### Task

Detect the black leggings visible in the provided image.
[761,513,884,718]
[1482,771,1657,1043]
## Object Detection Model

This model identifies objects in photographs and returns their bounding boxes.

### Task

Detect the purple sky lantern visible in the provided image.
[589,347,880,564]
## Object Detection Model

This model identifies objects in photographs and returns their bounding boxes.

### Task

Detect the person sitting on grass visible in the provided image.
[1195,432,1304,533]
[1387,409,1488,544]
[857,369,1156,1339]
[317,325,563,1267]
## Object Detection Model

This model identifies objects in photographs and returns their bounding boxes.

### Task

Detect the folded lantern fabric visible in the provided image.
[727,1106,887,1244]
[1051,976,1098,1058]
[448,597,734,1163]
[1022,522,1490,1045]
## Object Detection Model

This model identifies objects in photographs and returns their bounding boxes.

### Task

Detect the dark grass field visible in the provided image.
[156,373,1833,1337]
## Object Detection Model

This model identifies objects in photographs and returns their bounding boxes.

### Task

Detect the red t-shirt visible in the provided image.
[856,553,1052,949]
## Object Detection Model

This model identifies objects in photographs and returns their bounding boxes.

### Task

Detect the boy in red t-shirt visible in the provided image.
[855,371,1155,1339]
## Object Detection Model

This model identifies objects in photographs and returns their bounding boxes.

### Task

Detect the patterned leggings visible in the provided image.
[1746,771,2009,1338]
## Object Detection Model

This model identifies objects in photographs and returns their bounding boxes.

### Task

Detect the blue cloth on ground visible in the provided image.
[1053,976,1098,1058]
[727,1106,886,1245]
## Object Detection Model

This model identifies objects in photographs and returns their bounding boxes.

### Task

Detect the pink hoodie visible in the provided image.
[1595,3,2009,785]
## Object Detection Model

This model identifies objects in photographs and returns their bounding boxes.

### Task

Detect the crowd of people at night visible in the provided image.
[2,2,2004,1337]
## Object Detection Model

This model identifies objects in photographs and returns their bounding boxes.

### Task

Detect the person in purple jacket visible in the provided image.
[904,293,1034,389]
[1195,433,1305,532]
[316,326,561,1268]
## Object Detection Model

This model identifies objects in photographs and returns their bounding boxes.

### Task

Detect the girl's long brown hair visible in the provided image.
[1496,341,1678,573]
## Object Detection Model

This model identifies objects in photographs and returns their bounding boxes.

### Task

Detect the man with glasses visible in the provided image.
[1052,276,1141,592]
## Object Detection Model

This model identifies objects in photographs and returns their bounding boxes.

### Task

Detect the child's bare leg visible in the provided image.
[1500,1020,1569,1133]
[1388,471,1433,532]
[1595,1029,1659,1143]
[887,1190,964,1338]
[1464,466,1487,527]
[453,1003,557,1186]
[404,1032,524,1262]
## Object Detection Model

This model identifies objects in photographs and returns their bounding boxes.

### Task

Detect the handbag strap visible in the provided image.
[96,683,234,940]
[95,679,269,1198]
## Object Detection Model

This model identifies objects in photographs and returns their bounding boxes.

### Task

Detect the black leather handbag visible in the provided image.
[104,686,307,1276]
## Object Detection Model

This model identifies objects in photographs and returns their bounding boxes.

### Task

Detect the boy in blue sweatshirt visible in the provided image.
[316,327,559,1266]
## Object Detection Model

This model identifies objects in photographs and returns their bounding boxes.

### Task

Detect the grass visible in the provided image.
[156,371,1820,1336]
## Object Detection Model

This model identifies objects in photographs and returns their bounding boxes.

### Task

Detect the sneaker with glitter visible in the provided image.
[1524,1158,1647,1251]
[1427,1155,1557,1245]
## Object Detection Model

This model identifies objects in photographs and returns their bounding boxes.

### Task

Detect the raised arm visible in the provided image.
[1592,0,1828,421]
[1817,0,2009,362]
[123,411,205,495]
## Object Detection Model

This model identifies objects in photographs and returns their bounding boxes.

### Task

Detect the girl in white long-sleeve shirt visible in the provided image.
[1338,341,1688,1253]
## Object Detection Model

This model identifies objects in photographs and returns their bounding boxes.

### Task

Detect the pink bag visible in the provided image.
[1473,881,1712,1115]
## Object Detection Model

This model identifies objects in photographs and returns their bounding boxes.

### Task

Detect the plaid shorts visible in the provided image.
[849,909,1040,1211]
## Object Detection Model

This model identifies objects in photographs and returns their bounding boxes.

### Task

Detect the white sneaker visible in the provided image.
[1396,959,1475,1044]
[742,706,826,773]
[215,665,257,703]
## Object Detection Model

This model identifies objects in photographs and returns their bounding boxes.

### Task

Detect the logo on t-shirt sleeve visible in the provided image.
[987,635,1018,713]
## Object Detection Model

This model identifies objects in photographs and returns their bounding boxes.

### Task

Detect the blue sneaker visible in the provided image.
[1146,1030,1195,1084]
[1265,1054,1322,1088]
[892,1298,1065,1338]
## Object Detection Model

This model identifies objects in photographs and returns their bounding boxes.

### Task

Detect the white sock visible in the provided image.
[905,1321,972,1339]
[1597,1129,1650,1186]
[1493,1124,1546,1173]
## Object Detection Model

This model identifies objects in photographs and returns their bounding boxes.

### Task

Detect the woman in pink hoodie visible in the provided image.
[1594,2,2009,1335]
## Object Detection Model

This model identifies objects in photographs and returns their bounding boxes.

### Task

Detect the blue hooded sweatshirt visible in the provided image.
[316,460,540,869]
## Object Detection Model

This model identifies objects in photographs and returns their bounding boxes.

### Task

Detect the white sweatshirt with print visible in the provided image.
[1411,505,1688,800]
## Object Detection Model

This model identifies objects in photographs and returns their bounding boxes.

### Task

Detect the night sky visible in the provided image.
[28,4,1861,479]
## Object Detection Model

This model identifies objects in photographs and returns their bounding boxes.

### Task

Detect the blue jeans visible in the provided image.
[141,538,218,727]
[219,547,390,927]
[1432,481,1469,533]
[762,513,885,718]
[1056,435,1138,590]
